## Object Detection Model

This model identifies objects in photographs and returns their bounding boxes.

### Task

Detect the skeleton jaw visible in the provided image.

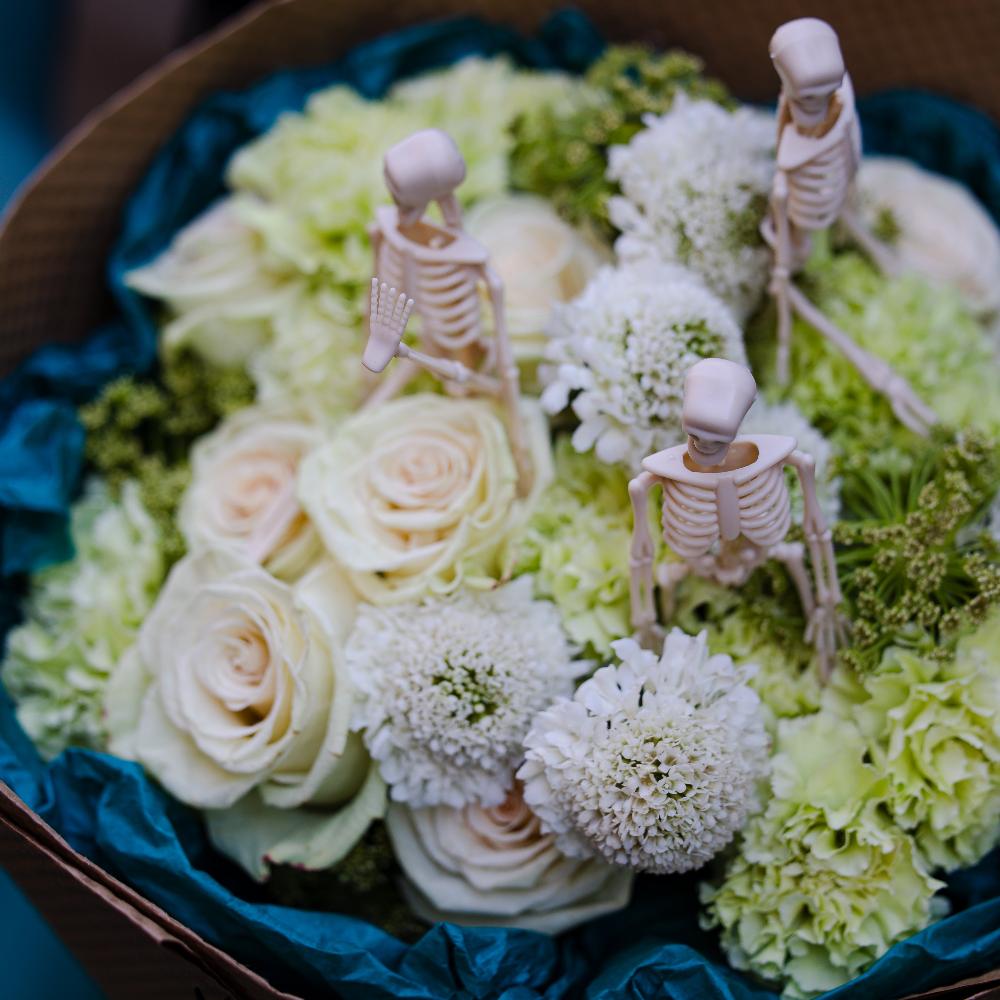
[685,433,732,468]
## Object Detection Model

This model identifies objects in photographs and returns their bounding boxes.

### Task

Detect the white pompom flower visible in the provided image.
[518,629,769,874]
[608,98,775,321]
[540,261,746,469]
[347,577,586,809]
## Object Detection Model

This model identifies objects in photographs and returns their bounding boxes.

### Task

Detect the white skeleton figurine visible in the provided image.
[628,358,844,678]
[363,127,531,492]
[764,17,937,436]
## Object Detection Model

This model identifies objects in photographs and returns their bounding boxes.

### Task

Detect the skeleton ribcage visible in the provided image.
[378,242,483,352]
[788,139,855,232]
[660,464,792,558]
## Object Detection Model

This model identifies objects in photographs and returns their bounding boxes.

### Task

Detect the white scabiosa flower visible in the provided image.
[608,98,775,321]
[347,577,585,809]
[519,629,769,874]
[540,261,746,468]
[741,398,841,524]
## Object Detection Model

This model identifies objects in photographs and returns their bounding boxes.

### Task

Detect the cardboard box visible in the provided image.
[1,1,998,995]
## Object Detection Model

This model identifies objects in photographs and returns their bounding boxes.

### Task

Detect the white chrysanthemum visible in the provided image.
[741,398,841,524]
[540,261,746,468]
[347,577,584,809]
[518,629,769,874]
[608,98,775,321]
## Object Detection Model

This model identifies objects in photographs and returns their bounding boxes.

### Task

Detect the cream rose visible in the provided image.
[125,197,297,367]
[855,157,1000,317]
[465,194,606,360]
[180,405,322,580]
[386,783,633,934]
[298,393,552,603]
[105,548,368,811]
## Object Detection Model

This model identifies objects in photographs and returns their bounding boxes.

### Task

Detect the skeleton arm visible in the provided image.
[787,449,843,678]
[365,280,499,392]
[483,265,533,496]
[367,224,384,317]
[628,471,660,642]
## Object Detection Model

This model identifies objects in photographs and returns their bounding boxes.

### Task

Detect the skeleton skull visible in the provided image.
[770,17,845,131]
[682,358,757,466]
[383,128,467,227]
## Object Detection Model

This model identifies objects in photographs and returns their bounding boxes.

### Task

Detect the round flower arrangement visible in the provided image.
[1,17,1000,1000]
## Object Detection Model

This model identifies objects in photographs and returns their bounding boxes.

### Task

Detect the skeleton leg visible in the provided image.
[839,206,901,276]
[629,471,663,648]
[788,451,847,681]
[485,266,533,496]
[766,172,795,385]
[770,540,816,618]
[655,559,692,622]
[362,357,421,408]
[785,282,937,436]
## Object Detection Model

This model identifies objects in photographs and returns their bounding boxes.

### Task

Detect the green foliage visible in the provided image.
[509,46,731,240]
[79,351,254,563]
[835,431,1000,671]
[266,823,424,939]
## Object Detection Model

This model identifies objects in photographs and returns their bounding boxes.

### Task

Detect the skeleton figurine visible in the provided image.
[764,17,937,436]
[628,358,844,678]
[363,127,532,493]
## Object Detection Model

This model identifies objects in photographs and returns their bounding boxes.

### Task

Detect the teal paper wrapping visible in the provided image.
[1,11,999,998]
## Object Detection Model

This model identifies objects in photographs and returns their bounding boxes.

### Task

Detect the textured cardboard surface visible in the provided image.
[0,0,998,995]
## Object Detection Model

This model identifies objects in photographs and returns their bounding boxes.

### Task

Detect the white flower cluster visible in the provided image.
[608,98,775,321]
[519,629,769,874]
[347,577,584,808]
[541,261,746,468]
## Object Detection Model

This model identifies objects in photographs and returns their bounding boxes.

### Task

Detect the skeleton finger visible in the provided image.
[370,277,379,320]
[392,290,409,327]
[400,296,415,328]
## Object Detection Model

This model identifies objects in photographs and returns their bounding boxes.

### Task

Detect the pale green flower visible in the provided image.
[125,198,299,368]
[2,480,165,758]
[702,713,945,999]
[824,614,1000,871]
[509,436,633,655]
[229,57,578,315]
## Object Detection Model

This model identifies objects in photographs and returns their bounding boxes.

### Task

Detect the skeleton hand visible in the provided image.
[363,279,414,373]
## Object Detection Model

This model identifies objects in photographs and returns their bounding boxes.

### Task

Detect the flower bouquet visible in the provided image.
[2,9,1000,999]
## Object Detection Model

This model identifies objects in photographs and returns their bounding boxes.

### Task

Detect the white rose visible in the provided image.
[105,548,367,811]
[180,405,322,580]
[386,783,632,934]
[125,196,298,367]
[465,195,606,360]
[855,157,1000,317]
[298,393,552,604]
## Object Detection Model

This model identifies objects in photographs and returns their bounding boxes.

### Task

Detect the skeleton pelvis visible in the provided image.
[656,537,768,589]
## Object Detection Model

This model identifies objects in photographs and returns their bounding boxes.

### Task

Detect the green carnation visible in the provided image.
[2,480,166,758]
[672,576,822,727]
[509,436,633,656]
[702,713,944,999]
[825,613,1000,871]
